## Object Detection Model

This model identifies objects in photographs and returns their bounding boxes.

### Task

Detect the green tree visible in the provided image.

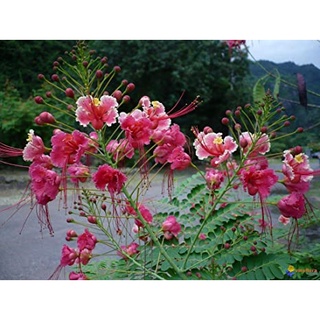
[91,40,250,136]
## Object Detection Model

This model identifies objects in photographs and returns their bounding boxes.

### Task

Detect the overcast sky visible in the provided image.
[246,40,320,69]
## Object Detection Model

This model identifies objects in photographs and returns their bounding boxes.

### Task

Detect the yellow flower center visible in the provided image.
[294,153,304,163]
[26,129,34,142]
[93,98,100,106]
[287,265,295,272]
[152,101,160,108]
[213,136,223,145]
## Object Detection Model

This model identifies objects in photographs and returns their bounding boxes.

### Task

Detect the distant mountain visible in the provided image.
[248,60,320,105]
[247,60,320,143]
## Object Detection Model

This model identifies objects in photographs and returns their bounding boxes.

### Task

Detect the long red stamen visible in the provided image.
[167,95,201,119]
[0,142,23,157]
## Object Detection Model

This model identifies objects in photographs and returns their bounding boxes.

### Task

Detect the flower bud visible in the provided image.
[87,216,97,224]
[34,96,44,104]
[51,74,59,82]
[37,74,45,80]
[66,229,78,238]
[225,110,232,116]
[101,56,107,64]
[83,61,88,68]
[234,123,241,131]
[121,79,128,86]
[96,70,103,79]
[221,117,229,125]
[38,111,56,124]
[260,126,268,133]
[234,110,241,117]
[203,126,213,134]
[297,127,304,133]
[46,91,52,98]
[284,121,290,127]
[112,90,122,102]
[113,66,121,73]
[65,88,75,98]
[122,95,131,104]
[126,83,135,93]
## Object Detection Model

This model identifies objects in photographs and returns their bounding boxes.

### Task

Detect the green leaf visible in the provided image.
[273,68,281,99]
[253,74,269,105]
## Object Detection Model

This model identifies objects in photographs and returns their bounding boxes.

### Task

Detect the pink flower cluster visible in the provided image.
[193,128,314,229]
[277,148,314,222]
[60,229,97,280]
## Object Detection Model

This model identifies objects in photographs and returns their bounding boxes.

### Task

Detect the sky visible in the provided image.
[247,40,320,69]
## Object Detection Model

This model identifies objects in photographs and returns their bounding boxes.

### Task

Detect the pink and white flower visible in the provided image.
[239,132,270,157]
[193,129,238,166]
[76,95,118,130]
[23,129,46,161]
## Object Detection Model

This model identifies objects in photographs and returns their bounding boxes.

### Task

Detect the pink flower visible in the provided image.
[239,132,270,157]
[92,164,127,194]
[50,130,91,167]
[67,163,90,183]
[239,166,278,199]
[152,123,186,147]
[22,129,46,161]
[69,272,88,280]
[118,242,139,259]
[205,168,224,191]
[278,215,291,226]
[60,245,78,266]
[77,229,97,251]
[167,146,191,171]
[106,138,134,162]
[76,95,118,130]
[29,163,61,205]
[282,150,313,184]
[142,98,171,131]
[162,216,181,239]
[277,192,306,219]
[193,129,238,166]
[225,40,246,52]
[119,109,153,148]
[125,202,153,227]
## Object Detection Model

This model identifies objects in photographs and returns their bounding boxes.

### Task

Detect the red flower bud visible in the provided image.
[46,91,52,98]
[126,83,135,93]
[297,127,304,133]
[122,95,131,103]
[39,111,56,124]
[113,66,121,73]
[87,216,97,224]
[83,61,88,68]
[37,74,45,80]
[261,126,268,133]
[65,88,75,98]
[34,96,44,104]
[51,74,59,82]
[221,117,229,125]
[112,90,123,102]
[96,70,103,79]
[101,57,107,64]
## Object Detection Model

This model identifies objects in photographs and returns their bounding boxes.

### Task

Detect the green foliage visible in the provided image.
[0,83,51,152]
[83,172,320,280]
